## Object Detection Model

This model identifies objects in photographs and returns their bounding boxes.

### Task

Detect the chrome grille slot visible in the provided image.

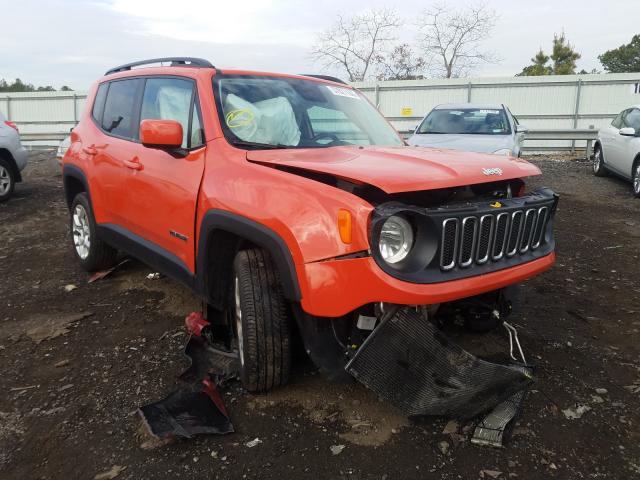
[531,206,549,249]
[492,213,510,260]
[519,209,537,253]
[506,211,524,257]
[458,217,478,268]
[440,219,459,271]
[476,215,494,264]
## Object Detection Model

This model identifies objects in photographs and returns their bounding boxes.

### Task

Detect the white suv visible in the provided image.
[0,111,28,202]
[594,105,640,197]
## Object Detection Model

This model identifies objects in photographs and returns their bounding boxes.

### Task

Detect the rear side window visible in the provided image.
[141,77,197,148]
[102,79,142,139]
[92,83,108,124]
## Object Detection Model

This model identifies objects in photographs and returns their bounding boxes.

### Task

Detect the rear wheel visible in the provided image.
[0,158,16,202]
[593,145,607,177]
[70,193,118,271]
[633,161,640,198]
[233,249,291,392]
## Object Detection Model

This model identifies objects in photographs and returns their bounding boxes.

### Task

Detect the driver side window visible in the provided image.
[611,111,625,128]
[623,109,640,130]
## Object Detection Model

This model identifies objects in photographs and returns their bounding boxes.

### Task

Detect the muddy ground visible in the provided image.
[1,151,639,480]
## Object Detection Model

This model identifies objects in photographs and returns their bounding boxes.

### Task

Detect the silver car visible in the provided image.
[593,105,640,197]
[408,103,526,157]
[0,111,28,202]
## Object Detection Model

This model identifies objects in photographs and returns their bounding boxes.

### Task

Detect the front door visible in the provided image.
[123,77,206,272]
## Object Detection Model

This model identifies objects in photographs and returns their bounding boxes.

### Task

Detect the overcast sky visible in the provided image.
[1,0,638,90]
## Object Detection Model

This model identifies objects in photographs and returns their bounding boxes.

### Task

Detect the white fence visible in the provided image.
[354,72,640,151]
[2,72,640,151]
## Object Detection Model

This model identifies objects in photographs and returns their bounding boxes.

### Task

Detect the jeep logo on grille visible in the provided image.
[482,167,503,176]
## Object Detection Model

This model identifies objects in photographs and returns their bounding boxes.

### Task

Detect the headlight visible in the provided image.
[379,215,414,264]
[493,148,512,156]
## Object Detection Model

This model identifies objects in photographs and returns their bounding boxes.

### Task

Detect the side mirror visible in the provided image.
[515,125,528,134]
[619,127,636,136]
[140,119,183,148]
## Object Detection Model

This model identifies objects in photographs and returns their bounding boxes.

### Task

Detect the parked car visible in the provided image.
[408,103,527,157]
[0,111,28,202]
[62,58,558,393]
[593,105,640,197]
[56,135,71,166]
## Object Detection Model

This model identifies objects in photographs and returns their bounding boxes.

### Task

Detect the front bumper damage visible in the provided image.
[345,307,532,420]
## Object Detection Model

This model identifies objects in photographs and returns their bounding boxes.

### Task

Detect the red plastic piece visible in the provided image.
[202,378,228,416]
[185,311,209,337]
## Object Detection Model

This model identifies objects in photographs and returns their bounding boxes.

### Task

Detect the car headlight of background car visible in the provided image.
[379,215,414,264]
[493,148,512,156]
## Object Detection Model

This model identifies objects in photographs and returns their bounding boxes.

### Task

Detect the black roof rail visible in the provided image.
[300,74,347,85]
[105,57,214,76]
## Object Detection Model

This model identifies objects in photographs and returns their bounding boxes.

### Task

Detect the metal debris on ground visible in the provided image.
[562,404,592,420]
[330,444,346,455]
[88,259,129,283]
[94,465,126,480]
[146,272,161,280]
[245,438,262,448]
[345,307,532,419]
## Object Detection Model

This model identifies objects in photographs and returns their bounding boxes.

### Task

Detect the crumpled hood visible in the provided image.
[407,133,514,154]
[247,145,540,194]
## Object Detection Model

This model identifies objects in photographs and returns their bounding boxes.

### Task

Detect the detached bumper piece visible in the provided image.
[139,378,233,439]
[138,312,239,441]
[345,307,532,419]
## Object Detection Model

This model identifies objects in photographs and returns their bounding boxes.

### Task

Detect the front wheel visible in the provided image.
[232,249,292,392]
[593,145,607,177]
[70,193,118,271]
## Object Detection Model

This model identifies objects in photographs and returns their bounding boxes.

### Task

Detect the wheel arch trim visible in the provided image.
[196,209,302,302]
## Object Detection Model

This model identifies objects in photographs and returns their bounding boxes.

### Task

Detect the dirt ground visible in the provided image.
[1,151,639,480]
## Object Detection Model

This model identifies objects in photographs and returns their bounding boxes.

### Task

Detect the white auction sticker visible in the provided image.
[326,85,361,99]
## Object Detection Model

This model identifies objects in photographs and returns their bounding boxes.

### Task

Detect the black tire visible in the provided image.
[633,161,640,198]
[233,249,291,392]
[0,157,16,203]
[70,193,118,271]
[593,145,607,177]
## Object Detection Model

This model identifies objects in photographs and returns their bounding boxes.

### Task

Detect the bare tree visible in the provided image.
[378,44,427,80]
[310,9,401,82]
[417,2,499,78]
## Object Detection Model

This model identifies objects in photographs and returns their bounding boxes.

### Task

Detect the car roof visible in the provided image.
[101,65,349,88]
[434,103,505,110]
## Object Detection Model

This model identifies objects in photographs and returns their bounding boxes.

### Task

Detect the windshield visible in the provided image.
[417,108,511,135]
[213,75,403,149]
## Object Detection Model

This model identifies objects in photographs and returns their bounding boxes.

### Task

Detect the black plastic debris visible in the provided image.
[139,378,233,439]
[138,312,240,441]
[345,307,533,419]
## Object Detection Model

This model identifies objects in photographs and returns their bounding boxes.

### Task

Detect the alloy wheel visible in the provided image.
[0,166,11,195]
[72,204,91,260]
[593,149,601,173]
[634,164,640,194]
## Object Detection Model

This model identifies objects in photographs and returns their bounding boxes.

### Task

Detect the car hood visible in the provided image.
[407,133,514,154]
[246,145,540,194]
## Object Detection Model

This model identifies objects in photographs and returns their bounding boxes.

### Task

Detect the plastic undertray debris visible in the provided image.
[138,313,240,441]
[345,307,533,419]
[139,378,234,439]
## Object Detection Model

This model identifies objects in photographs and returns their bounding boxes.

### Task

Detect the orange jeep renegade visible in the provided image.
[63,58,558,393]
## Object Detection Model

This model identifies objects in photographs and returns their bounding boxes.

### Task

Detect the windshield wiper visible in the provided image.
[230,140,295,150]
[418,131,448,134]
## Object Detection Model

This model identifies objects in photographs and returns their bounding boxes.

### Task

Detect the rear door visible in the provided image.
[123,76,206,272]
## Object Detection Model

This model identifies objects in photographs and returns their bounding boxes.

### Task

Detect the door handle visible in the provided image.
[124,156,143,171]
[82,146,98,156]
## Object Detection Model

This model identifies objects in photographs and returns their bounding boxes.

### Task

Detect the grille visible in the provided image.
[440,206,549,271]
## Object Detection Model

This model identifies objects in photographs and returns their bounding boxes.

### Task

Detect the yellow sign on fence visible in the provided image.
[401,107,413,117]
